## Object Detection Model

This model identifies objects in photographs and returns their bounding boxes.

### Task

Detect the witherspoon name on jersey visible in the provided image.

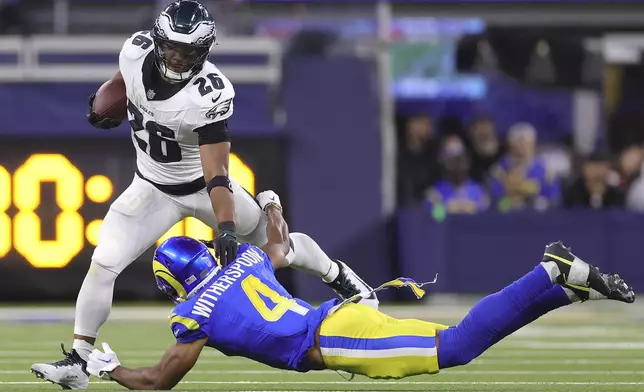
[191,247,265,318]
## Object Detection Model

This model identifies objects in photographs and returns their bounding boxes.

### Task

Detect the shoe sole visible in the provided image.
[31,369,86,390]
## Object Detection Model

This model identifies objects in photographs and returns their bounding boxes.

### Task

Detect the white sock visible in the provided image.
[323,261,340,283]
[72,263,117,361]
[288,233,340,282]
[541,254,591,287]
[566,255,591,286]
[72,339,94,362]
[540,261,560,283]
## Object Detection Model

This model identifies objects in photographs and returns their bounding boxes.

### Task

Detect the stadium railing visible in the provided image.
[0,35,281,84]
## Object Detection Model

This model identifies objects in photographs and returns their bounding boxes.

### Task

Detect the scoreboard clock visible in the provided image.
[0,137,287,271]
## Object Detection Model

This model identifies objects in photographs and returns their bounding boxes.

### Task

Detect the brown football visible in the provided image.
[93,77,127,120]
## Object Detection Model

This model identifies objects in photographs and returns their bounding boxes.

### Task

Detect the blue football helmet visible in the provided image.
[153,236,221,303]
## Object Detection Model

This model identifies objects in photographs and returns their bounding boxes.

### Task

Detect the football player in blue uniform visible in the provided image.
[85,191,635,390]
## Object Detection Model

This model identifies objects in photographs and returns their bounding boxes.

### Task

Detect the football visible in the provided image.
[92,77,127,120]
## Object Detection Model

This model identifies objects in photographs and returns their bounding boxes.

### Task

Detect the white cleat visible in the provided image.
[325,259,379,310]
[31,344,89,390]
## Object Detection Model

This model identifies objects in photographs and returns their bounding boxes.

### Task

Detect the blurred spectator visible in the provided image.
[426,135,489,215]
[539,141,573,184]
[438,115,466,140]
[397,114,440,207]
[564,153,625,210]
[0,0,29,35]
[473,38,499,74]
[624,150,644,212]
[614,145,643,194]
[526,40,556,85]
[490,123,560,212]
[467,116,504,183]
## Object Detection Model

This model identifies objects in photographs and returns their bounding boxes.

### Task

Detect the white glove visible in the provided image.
[87,342,121,380]
[256,190,282,213]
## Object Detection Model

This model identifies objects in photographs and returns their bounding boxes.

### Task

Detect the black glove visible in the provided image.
[87,94,123,129]
[215,221,238,266]
[199,239,215,249]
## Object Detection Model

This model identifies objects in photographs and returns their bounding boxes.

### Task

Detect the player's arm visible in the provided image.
[88,339,206,390]
[256,191,290,269]
[196,120,238,265]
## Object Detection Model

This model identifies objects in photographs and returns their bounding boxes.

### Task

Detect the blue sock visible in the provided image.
[437,265,570,369]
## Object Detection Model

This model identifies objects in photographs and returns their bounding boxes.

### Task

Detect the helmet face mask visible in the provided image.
[155,276,183,304]
[152,0,216,83]
[153,237,221,303]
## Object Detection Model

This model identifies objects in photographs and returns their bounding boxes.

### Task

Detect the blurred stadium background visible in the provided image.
[1,0,644,390]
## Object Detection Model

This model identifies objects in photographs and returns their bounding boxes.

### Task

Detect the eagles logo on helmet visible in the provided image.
[152,0,217,83]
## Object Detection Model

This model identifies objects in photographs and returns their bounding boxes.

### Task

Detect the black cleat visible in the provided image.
[542,241,576,278]
[544,241,636,304]
[325,260,379,309]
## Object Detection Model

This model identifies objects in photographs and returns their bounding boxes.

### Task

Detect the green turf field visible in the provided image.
[1,304,642,392]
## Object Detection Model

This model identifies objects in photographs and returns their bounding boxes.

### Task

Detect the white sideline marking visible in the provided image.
[472,358,644,365]
[6,381,644,385]
[503,341,644,349]
[0,350,225,357]
[6,369,644,375]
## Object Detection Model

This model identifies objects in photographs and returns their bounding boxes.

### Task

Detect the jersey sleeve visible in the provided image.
[184,70,236,131]
[119,30,154,78]
[169,312,208,344]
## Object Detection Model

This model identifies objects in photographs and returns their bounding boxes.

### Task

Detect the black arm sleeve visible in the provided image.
[194,120,230,146]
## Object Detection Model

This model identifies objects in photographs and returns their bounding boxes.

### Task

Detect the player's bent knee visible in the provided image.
[436,327,481,369]
[90,239,131,276]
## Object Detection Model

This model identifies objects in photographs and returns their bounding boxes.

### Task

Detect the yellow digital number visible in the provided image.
[13,154,84,268]
[230,153,255,195]
[156,153,256,245]
[0,166,10,258]
[241,275,309,322]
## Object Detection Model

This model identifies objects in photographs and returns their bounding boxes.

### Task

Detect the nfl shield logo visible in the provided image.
[146,89,156,99]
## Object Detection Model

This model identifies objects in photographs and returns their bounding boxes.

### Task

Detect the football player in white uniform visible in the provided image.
[30,1,376,389]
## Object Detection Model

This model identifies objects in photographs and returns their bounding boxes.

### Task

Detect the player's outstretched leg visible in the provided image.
[437,241,635,369]
[288,232,378,309]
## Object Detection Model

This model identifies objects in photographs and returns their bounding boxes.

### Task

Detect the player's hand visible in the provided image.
[215,222,238,266]
[87,94,122,129]
[256,190,282,213]
[87,342,121,380]
[199,239,215,249]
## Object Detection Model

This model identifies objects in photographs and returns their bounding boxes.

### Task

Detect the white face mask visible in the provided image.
[157,61,193,83]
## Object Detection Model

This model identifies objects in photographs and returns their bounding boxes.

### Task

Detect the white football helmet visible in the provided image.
[152,0,216,83]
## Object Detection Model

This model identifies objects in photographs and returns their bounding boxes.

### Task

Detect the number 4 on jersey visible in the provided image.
[241,275,309,322]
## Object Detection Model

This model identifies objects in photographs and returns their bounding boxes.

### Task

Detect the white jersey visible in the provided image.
[119,30,235,186]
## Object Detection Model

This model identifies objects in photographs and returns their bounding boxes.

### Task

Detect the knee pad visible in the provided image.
[90,237,130,275]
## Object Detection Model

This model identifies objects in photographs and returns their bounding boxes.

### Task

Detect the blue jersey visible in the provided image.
[169,243,338,372]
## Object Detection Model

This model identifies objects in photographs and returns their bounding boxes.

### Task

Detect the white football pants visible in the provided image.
[73,175,266,337]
